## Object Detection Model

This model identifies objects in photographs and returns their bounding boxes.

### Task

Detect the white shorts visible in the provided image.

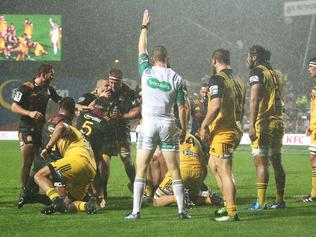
[136,118,179,152]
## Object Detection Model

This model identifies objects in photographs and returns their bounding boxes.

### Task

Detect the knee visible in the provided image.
[33,171,41,185]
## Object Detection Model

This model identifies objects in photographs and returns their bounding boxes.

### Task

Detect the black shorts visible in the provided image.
[103,124,131,156]
[18,129,42,146]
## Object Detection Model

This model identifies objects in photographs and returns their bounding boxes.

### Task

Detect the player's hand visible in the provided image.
[28,111,43,121]
[306,127,311,136]
[142,9,151,26]
[99,89,111,98]
[248,126,257,142]
[40,148,49,159]
[179,129,186,144]
[199,127,210,143]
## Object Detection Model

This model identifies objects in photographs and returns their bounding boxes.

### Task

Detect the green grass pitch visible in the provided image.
[0,141,315,237]
[0,14,62,61]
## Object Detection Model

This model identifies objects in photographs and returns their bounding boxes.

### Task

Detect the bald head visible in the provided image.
[95,79,109,96]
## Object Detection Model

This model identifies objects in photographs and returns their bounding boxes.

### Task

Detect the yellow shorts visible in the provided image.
[50,154,96,200]
[209,131,237,159]
[157,167,202,197]
[251,126,273,157]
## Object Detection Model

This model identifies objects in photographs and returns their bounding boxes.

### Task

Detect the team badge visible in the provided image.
[210,85,218,96]
[13,91,23,102]
[249,75,259,83]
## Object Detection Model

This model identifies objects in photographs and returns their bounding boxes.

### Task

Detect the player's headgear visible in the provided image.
[108,68,123,81]
[309,57,316,67]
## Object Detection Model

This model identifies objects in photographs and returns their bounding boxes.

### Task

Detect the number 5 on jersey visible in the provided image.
[80,121,93,136]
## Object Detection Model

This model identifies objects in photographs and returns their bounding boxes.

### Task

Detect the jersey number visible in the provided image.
[80,121,94,136]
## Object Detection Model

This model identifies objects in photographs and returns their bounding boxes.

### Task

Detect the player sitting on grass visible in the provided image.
[34,97,97,214]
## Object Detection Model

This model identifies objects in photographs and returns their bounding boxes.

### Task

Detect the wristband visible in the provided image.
[141,25,148,30]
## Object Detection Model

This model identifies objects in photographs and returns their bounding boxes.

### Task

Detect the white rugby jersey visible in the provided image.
[138,52,185,120]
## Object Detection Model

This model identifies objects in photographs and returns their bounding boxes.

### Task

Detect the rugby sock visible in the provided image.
[311,166,316,198]
[73,201,86,212]
[132,177,145,214]
[172,179,185,213]
[226,205,237,217]
[256,182,268,206]
[46,187,60,201]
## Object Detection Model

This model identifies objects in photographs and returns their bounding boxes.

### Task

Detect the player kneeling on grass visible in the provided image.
[153,132,223,208]
[34,97,97,214]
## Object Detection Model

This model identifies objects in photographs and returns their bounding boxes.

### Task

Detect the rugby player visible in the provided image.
[125,9,189,220]
[106,69,141,193]
[246,45,286,209]
[191,83,209,135]
[153,132,223,208]
[34,97,97,214]
[200,48,239,222]
[11,63,62,208]
[301,57,316,202]
[77,93,113,208]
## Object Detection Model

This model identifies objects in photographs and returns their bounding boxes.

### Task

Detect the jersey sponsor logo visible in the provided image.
[83,113,102,123]
[182,150,199,157]
[13,91,23,102]
[249,75,259,83]
[147,78,172,92]
[209,85,218,95]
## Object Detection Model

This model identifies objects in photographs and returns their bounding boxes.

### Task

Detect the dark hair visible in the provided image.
[109,68,123,80]
[309,57,316,64]
[249,45,271,64]
[200,83,208,89]
[37,63,54,77]
[59,97,75,114]
[212,48,230,65]
[152,45,168,63]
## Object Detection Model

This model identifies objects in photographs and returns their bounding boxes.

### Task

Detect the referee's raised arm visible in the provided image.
[138,9,150,56]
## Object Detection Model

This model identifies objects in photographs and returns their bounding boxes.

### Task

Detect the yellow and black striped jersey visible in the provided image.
[310,84,316,130]
[179,133,204,169]
[249,64,276,130]
[208,69,237,132]
[57,125,94,162]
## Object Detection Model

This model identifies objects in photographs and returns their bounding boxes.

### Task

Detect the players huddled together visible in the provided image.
[0,15,60,60]
[10,10,316,222]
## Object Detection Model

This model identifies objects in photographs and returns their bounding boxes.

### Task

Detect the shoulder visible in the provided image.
[249,67,264,85]
[77,93,97,106]
[17,81,34,92]
[209,75,224,86]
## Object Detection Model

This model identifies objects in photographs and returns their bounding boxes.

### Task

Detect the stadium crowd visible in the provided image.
[10,9,316,222]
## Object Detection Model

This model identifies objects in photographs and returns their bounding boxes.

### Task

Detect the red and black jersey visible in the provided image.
[13,80,62,130]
